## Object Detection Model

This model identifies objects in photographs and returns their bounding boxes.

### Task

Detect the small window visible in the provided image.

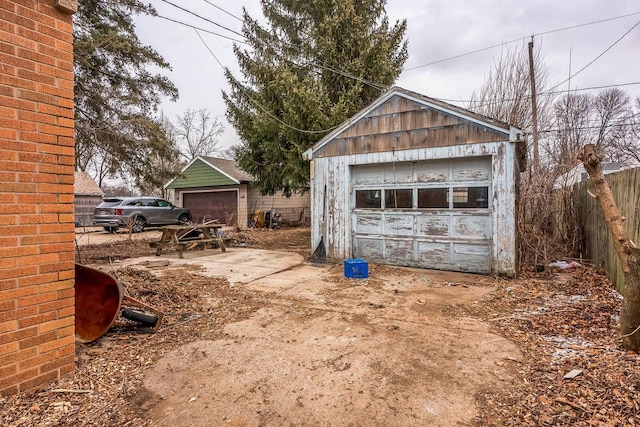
[127,199,141,206]
[385,189,413,208]
[157,199,171,208]
[355,190,381,209]
[418,188,449,208]
[142,199,159,207]
[452,187,489,208]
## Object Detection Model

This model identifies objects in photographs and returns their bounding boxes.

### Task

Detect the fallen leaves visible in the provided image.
[473,267,640,426]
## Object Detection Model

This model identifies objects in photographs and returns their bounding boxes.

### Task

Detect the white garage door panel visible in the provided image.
[385,239,415,262]
[417,241,451,267]
[383,214,414,235]
[354,213,383,234]
[453,244,491,273]
[383,163,414,184]
[453,215,491,239]
[417,215,450,236]
[354,237,384,259]
[416,159,449,183]
[452,157,492,182]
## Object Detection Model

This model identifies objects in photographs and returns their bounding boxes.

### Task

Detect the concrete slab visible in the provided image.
[114,247,305,285]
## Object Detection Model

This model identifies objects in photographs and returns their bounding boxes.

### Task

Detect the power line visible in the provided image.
[155,14,247,44]
[403,11,640,72]
[547,19,640,93]
[201,0,243,23]
[158,0,245,39]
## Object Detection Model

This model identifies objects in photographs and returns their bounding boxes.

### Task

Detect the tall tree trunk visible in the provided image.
[578,144,640,351]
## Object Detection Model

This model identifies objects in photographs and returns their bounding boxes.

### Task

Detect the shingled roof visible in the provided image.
[74,172,103,196]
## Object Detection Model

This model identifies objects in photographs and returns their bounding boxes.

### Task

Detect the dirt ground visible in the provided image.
[2,227,639,426]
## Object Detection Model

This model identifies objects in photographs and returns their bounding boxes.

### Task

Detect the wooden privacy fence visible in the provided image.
[556,166,640,291]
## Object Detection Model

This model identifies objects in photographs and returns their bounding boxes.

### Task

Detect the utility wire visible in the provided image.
[156,14,247,44]
[201,0,244,22]
[403,11,640,72]
[546,19,640,94]
[159,0,245,39]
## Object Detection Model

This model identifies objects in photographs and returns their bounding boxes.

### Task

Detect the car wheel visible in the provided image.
[178,214,191,224]
[131,217,145,233]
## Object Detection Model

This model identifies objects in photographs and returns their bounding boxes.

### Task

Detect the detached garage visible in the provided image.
[304,87,525,276]
[165,156,310,228]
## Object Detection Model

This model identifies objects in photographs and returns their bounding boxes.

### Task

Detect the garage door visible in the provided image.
[351,157,492,273]
[183,191,238,225]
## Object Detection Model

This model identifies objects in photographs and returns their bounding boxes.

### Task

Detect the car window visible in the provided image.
[126,199,141,206]
[142,199,159,207]
[157,199,172,208]
[98,199,124,207]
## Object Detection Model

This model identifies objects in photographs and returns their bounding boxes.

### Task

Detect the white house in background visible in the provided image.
[553,162,621,190]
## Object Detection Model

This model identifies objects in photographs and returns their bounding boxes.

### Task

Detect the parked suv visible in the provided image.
[93,197,191,233]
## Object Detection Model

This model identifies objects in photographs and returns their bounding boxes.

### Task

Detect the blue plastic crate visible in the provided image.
[344,258,368,279]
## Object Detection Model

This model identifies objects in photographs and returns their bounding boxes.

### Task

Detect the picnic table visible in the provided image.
[149,223,226,258]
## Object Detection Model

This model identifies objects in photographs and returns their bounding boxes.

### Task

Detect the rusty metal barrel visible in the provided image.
[75,263,124,342]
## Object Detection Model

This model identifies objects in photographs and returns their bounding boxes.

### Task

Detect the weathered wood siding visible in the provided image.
[567,167,640,291]
[313,95,508,158]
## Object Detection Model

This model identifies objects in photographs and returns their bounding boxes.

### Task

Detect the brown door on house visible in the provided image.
[183,191,238,225]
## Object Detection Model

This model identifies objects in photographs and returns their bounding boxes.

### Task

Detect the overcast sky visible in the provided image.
[134,1,640,151]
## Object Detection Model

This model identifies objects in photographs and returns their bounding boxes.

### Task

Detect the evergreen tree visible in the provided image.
[224,0,407,195]
[74,0,179,190]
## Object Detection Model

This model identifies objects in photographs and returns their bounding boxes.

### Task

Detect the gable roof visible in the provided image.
[164,156,253,189]
[305,86,522,159]
[74,172,103,196]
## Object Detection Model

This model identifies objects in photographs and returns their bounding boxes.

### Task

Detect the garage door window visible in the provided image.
[417,188,449,208]
[355,190,381,208]
[452,187,489,208]
[385,189,413,209]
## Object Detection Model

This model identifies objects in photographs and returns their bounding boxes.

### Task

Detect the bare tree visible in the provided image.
[545,88,636,173]
[174,109,224,160]
[468,43,555,169]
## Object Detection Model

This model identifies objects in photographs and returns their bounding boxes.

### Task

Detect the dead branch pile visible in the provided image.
[472,267,640,426]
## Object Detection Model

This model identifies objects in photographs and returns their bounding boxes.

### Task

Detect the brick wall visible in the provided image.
[0,0,77,395]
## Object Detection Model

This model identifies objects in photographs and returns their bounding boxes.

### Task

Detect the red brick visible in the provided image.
[1,385,20,396]
[19,272,58,288]
[0,347,38,367]
[0,284,38,302]
[0,341,19,356]
[18,290,57,307]
[40,353,74,374]
[0,363,18,380]
[0,320,17,333]
[0,306,37,323]
[39,315,73,333]
[18,349,57,370]
[18,329,56,350]
[0,279,18,291]
[0,326,37,345]
[39,333,73,353]
[19,368,58,392]
[37,296,72,314]
[17,310,56,328]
